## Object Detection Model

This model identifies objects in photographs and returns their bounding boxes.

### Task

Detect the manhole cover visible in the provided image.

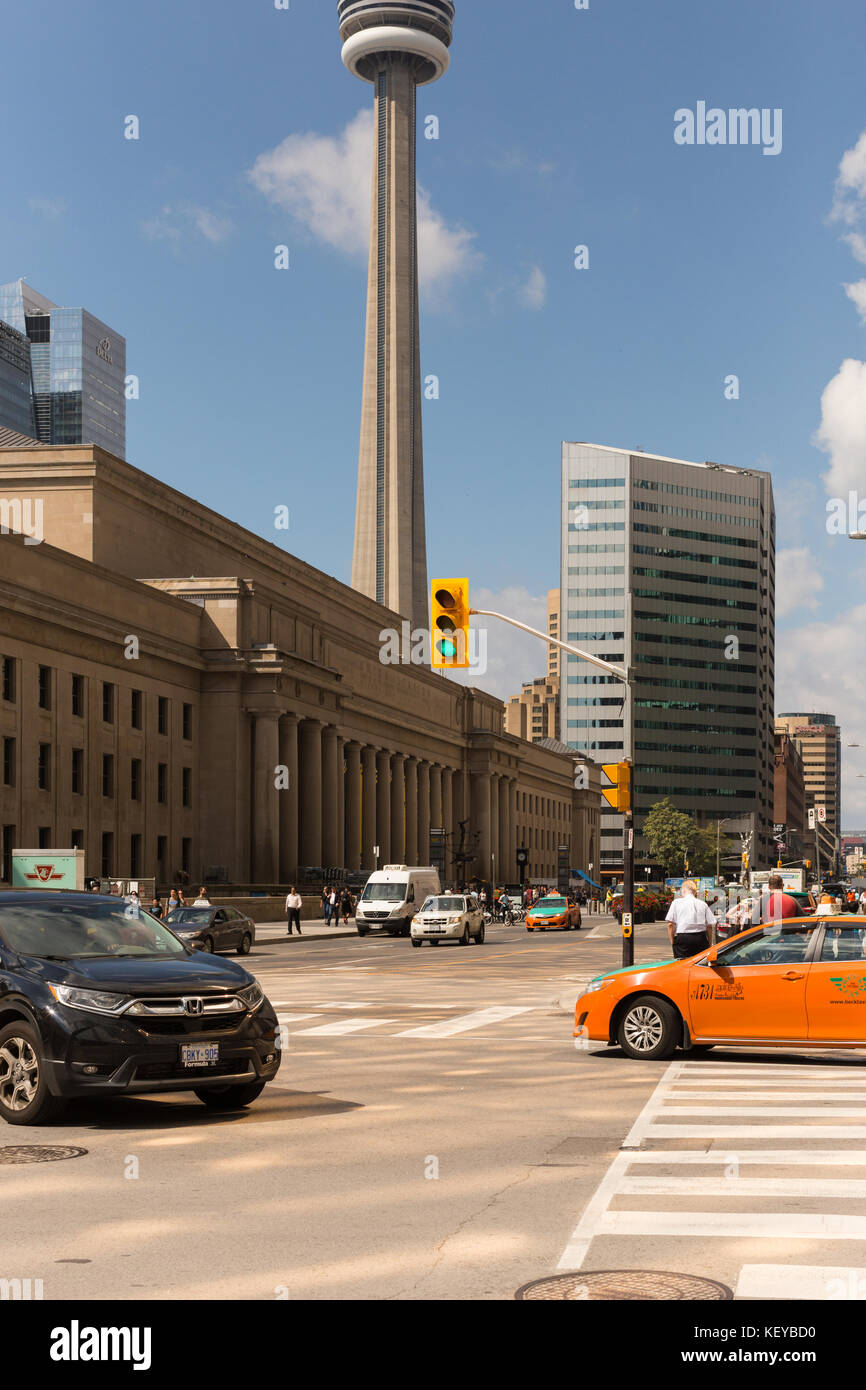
[515,1270,733,1301]
[0,1146,88,1165]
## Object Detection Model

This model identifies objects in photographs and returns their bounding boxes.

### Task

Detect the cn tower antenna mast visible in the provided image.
[338,1,455,632]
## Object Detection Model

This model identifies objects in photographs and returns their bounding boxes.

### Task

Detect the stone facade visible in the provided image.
[0,445,600,888]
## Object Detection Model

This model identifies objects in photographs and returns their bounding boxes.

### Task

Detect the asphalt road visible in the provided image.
[8,916,866,1302]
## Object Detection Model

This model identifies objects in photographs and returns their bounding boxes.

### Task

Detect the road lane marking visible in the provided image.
[649,1105,866,1118]
[293,1018,398,1036]
[395,1006,535,1038]
[620,1176,866,1197]
[597,1211,866,1239]
[275,1013,320,1023]
[735,1264,866,1300]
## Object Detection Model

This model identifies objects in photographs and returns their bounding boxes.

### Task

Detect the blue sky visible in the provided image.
[3,0,866,818]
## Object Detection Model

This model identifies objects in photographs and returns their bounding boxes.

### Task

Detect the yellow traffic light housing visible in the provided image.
[601,761,632,813]
[431,579,470,669]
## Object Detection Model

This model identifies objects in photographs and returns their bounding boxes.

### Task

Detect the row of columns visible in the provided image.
[251,712,521,884]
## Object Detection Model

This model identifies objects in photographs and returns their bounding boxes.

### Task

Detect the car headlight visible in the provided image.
[48,984,132,1016]
[447,916,463,924]
[238,981,264,1012]
[583,978,612,995]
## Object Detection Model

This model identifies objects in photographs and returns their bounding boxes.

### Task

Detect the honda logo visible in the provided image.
[183,998,204,1016]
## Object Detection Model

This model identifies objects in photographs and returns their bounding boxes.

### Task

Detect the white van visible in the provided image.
[355,866,441,937]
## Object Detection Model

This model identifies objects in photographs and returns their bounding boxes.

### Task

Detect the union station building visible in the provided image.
[0,444,602,890]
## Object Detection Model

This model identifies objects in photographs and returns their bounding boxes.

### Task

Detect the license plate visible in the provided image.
[180,1043,219,1067]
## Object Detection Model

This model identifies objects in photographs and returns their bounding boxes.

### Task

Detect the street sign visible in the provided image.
[808,808,816,830]
[817,805,827,824]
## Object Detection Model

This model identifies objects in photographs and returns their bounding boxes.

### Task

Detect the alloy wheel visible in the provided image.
[623,1006,664,1053]
[0,1037,40,1113]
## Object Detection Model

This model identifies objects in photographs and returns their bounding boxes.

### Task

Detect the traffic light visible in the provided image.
[601,761,632,813]
[431,579,470,669]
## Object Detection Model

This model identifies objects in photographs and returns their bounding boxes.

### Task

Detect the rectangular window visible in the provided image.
[38,666,52,710]
[38,826,51,849]
[101,832,114,877]
[157,763,167,804]
[131,689,143,730]
[38,743,51,791]
[182,767,192,807]
[3,737,15,787]
[181,837,191,878]
[156,835,167,876]
[131,758,142,801]
[71,673,85,717]
[158,697,169,735]
[72,748,84,795]
[2,657,15,703]
[102,682,115,724]
[182,703,192,741]
[2,825,14,882]
[70,828,83,850]
[102,754,114,798]
[130,833,142,878]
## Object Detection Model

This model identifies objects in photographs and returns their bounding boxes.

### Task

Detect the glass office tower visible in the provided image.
[560,442,776,879]
[0,280,126,457]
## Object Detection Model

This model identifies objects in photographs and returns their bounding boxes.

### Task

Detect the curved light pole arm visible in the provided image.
[469,609,632,685]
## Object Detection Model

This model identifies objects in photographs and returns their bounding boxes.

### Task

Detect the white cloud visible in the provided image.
[814,358,866,496]
[248,110,479,294]
[845,279,866,322]
[777,601,866,826]
[775,548,824,617]
[445,585,551,703]
[142,202,234,246]
[833,130,866,224]
[518,266,547,310]
[844,231,866,264]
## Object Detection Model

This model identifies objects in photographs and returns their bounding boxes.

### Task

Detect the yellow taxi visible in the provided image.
[526,894,582,932]
[574,915,866,1060]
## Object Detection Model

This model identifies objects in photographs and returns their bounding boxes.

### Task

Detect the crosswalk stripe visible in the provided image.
[651,1105,866,1118]
[644,1123,866,1138]
[620,1176,866,1197]
[275,1013,320,1024]
[596,1211,866,1239]
[395,1006,535,1038]
[663,1089,866,1101]
[626,1149,866,1165]
[293,1018,397,1036]
[735,1264,866,1299]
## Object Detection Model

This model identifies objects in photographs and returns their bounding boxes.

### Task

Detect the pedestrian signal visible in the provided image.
[601,761,631,813]
[431,579,470,669]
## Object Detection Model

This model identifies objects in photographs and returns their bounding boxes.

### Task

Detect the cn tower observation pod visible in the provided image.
[338,1,455,84]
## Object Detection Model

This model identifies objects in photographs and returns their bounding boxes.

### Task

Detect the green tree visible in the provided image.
[688,826,736,877]
[642,798,696,877]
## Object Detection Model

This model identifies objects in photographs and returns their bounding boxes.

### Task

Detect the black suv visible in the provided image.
[0,893,281,1126]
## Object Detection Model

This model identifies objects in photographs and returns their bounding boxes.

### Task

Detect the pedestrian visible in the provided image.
[285,885,303,935]
[665,879,716,959]
[149,896,163,919]
[321,886,330,923]
[340,887,353,925]
[193,886,210,907]
[328,885,338,924]
[167,888,181,914]
[860,888,866,916]
[760,874,802,923]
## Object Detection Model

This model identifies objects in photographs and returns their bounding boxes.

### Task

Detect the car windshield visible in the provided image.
[360,883,405,903]
[165,908,212,923]
[537,897,567,909]
[0,902,188,960]
[422,897,464,912]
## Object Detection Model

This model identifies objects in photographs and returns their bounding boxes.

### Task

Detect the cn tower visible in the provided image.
[339,1,455,632]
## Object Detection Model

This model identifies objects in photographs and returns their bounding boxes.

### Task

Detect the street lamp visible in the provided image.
[716,816,735,882]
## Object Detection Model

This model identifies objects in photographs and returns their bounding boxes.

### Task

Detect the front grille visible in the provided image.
[134,1059,251,1082]
[132,1015,240,1036]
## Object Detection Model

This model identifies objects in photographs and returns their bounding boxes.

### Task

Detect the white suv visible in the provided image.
[410,894,486,948]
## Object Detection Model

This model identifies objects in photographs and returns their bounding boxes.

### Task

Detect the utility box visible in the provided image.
[11,849,86,891]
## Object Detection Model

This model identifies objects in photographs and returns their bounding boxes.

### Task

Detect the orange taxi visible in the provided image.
[526,894,582,932]
[573,915,866,1059]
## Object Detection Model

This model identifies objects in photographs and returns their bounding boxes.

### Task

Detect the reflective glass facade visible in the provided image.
[0,319,35,437]
[0,281,126,457]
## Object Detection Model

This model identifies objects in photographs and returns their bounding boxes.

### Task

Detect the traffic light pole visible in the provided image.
[470,608,635,965]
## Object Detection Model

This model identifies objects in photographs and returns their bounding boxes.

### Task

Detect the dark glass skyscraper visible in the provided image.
[0,280,126,457]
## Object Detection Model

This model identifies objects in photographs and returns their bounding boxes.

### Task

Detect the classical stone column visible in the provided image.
[471,772,491,881]
[499,776,512,882]
[390,752,406,863]
[252,709,281,883]
[489,774,500,885]
[344,742,362,871]
[404,757,419,865]
[278,713,299,881]
[298,719,323,867]
[322,726,341,867]
[417,761,431,866]
[441,767,454,875]
[430,764,443,832]
[376,751,392,867]
[361,746,377,869]
[336,736,346,869]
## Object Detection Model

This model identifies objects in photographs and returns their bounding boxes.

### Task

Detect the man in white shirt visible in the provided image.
[665,880,716,959]
[285,886,303,936]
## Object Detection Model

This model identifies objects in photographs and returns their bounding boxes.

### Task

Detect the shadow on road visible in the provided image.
[49,1088,364,1132]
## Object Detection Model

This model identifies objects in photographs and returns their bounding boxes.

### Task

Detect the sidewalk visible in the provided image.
[255,918,358,944]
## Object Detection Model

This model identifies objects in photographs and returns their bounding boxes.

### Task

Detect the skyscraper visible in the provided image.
[775,713,842,845]
[560,442,776,877]
[338,1,455,630]
[0,280,126,458]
